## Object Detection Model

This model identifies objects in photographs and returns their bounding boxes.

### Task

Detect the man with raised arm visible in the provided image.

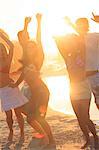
[54,16,98,149]
[64,15,99,110]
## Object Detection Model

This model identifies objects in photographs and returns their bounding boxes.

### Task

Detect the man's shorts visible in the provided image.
[70,79,91,100]
[88,72,99,105]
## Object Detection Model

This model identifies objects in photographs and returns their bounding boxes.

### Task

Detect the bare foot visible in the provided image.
[94,136,99,149]
[81,141,90,149]
[43,143,56,150]
[8,130,13,142]
[39,137,49,146]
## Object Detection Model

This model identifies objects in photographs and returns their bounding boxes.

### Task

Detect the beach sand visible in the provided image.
[0,108,99,150]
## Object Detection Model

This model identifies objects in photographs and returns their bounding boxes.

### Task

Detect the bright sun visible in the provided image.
[0,0,99,55]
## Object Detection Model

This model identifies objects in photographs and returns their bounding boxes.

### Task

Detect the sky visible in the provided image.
[0,0,99,54]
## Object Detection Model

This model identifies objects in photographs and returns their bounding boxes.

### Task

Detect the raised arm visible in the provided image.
[91,12,99,23]
[64,16,76,31]
[0,32,14,63]
[36,14,42,45]
[35,14,44,70]
[24,17,31,32]
[17,17,31,48]
[23,17,31,42]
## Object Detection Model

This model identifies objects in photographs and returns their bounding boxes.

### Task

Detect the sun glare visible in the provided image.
[0,0,99,54]
[0,0,99,55]
[25,0,99,55]
[44,76,70,112]
[0,0,99,39]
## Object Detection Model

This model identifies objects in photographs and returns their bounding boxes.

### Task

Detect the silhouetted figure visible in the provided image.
[65,16,99,111]
[10,14,55,148]
[54,17,98,149]
[0,31,28,142]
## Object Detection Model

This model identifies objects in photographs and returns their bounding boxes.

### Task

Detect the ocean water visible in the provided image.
[44,75,99,121]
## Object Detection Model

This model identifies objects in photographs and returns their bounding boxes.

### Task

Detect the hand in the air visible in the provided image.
[36,13,42,22]
[25,17,32,25]
[91,12,99,23]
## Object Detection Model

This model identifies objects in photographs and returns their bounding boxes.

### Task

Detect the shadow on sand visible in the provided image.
[1,138,56,150]
[28,138,56,150]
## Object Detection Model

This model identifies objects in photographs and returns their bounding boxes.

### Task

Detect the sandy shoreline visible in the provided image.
[0,108,99,150]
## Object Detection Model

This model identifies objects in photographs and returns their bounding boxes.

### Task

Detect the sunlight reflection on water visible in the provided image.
[44,75,99,120]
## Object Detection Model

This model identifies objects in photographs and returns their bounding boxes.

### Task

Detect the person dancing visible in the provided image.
[54,17,98,149]
[0,31,28,142]
[10,14,55,148]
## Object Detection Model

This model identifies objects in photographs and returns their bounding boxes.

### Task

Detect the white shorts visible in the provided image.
[70,79,91,100]
[88,72,99,105]
[0,86,28,111]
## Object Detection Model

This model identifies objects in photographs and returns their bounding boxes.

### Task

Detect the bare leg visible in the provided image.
[87,120,99,148]
[5,110,13,141]
[71,100,90,149]
[27,115,49,144]
[14,107,24,141]
[32,92,49,139]
[36,116,55,145]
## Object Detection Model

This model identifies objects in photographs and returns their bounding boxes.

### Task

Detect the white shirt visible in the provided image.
[85,33,99,71]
